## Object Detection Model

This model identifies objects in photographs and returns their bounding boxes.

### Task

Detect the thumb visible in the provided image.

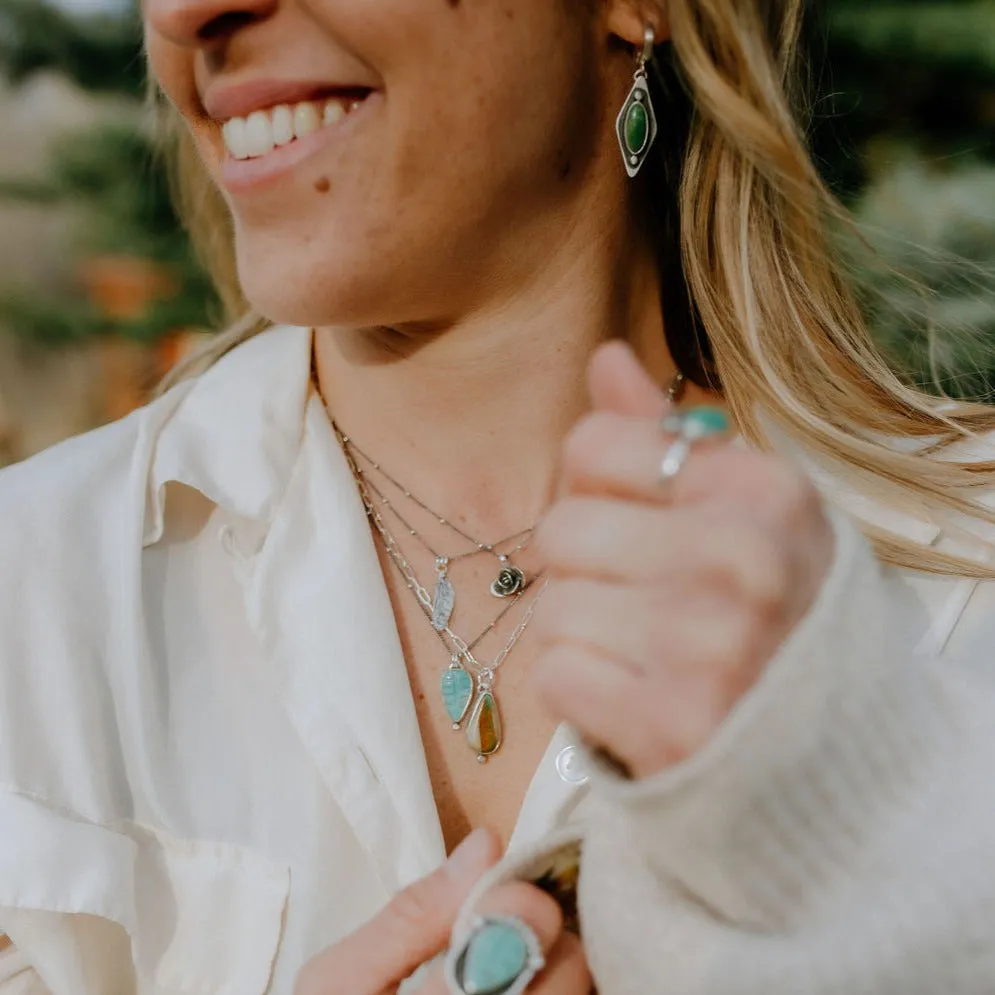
[588,341,668,419]
[307,828,500,995]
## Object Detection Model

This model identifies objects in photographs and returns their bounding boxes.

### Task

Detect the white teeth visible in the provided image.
[293,101,321,139]
[271,104,294,147]
[222,117,249,160]
[323,99,345,126]
[244,110,275,158]
[221,96,359,161]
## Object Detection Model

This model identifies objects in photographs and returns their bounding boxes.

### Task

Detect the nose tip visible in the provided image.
[145,0,277,47]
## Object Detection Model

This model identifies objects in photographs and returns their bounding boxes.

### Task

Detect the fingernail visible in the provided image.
[446,828,491,879]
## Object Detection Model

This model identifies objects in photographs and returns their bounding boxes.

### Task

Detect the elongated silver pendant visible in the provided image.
[440,655,474,729]
[616,69,657,178]
[432,558,455,631]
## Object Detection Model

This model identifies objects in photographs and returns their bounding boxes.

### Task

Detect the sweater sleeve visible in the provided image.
[578,507,995,994]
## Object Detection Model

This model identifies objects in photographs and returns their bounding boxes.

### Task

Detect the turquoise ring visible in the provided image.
[444,915,546,995]
[661,405,732,441]
[658,405,731,485]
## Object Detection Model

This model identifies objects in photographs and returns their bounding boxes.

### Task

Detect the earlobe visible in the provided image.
[606,2,671,49]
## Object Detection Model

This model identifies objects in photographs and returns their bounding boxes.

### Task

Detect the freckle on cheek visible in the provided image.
[314,177,330,193]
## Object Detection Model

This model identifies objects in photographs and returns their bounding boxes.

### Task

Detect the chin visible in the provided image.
[234,240,384,329]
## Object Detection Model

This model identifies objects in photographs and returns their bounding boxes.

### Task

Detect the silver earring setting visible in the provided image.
[616,25,658,178]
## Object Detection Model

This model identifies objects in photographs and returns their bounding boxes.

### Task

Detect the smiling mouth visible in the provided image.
[221,91,370,161]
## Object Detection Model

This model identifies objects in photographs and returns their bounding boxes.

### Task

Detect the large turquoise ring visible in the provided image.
[658,405,731,485]
[444,915,545,995]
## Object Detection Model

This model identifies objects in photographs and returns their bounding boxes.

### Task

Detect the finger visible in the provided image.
[535,643,642,738]
[474,882,565,953]
[296,828,500,995]
[587,341,668,419]
[561,410,740,504]
[531,933,591,995]
[413,884,569,995]
[534,642,731,778]
[534,577,762,674]
[537,498,791,605]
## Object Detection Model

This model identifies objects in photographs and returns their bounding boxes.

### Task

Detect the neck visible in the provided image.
[314,229,676,538]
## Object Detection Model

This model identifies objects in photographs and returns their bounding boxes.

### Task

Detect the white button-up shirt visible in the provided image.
[0,325,988,994]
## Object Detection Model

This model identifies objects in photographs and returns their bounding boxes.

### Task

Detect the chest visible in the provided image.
[379,545,559,851]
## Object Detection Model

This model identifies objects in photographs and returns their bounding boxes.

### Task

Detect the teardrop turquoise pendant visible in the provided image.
[616,70,657,178]
[441,656,474,729]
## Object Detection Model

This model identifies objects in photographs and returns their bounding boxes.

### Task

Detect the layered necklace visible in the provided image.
[334,423,548,763]
[321,364,688,764]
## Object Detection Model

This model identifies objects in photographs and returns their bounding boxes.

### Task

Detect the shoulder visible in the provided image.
[0,385,194,820]
[0,383,192,559]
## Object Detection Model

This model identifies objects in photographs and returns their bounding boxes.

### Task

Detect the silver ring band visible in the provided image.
[658,435,692,484]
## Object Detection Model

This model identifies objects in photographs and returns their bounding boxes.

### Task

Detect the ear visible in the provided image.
[606,2,671,49]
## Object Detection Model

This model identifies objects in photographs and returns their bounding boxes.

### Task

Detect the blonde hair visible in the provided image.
[157,0,995,578]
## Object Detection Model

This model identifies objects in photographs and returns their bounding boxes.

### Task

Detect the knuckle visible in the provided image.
[535,498,589,563]
[751,545,792,612]
[533,644,575,710]
[479,882,564,950]
[387,878,439,932]
[701,605,770,704]
[722,525,790,610]
[562,412,618,479]
[533,579,580,641]
[697,680,738,736]
[640,592,684,663]
[768,461,819,520]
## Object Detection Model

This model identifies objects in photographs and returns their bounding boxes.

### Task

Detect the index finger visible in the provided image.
[560,410,745,506]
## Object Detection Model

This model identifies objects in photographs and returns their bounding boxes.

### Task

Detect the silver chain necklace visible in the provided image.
[320,365,686,762]
[335,426,533,623]
[347,449,548,763]
[346,458,533,634]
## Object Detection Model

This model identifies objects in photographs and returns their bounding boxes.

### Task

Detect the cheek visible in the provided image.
[210,1,599,326]
[144,28,196,115]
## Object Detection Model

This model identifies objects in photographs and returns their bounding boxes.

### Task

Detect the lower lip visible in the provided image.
[221,93,378,194]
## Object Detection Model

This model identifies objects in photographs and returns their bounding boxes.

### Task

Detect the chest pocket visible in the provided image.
[131,828,290,995]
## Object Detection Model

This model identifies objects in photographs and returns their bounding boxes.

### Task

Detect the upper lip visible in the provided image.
[203,78,371,122]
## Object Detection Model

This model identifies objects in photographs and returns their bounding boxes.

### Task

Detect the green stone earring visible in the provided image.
[616,25,658,178]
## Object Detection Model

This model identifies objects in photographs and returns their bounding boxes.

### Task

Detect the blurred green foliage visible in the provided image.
[0,0,993,397]
[0,0,144,97]
[0,0,219,343]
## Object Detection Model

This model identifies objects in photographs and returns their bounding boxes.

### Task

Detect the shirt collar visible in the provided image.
[145,325,314,545]
[144,324,945,549]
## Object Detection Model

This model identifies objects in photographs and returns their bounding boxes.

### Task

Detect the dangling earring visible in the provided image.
[616,25,658,178]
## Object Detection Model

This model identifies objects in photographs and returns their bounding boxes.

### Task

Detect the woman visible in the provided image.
[1,0,995,993]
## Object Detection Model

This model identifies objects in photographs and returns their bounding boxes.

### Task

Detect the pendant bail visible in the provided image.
[641,25,655,69]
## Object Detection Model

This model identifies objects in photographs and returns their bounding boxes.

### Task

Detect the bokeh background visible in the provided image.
[0,0,993,465]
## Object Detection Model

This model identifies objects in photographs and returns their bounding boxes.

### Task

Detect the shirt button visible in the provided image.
[555,746,590,785]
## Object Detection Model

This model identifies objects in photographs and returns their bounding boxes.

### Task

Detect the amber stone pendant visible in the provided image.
[466,691,502,763]
[616,71,657,178]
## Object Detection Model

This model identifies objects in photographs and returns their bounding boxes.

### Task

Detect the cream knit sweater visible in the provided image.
[455,507,995,994]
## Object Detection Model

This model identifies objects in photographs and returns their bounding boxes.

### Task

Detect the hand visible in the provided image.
[533,342,836,780]
[295,828,590,995]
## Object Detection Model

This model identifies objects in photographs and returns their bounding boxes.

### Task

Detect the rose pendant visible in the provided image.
[491,564,525,598]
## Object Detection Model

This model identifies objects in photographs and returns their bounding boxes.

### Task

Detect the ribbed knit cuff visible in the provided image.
[585,507,952,929]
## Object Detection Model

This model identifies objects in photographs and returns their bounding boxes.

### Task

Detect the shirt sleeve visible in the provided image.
[578,507,995,994]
